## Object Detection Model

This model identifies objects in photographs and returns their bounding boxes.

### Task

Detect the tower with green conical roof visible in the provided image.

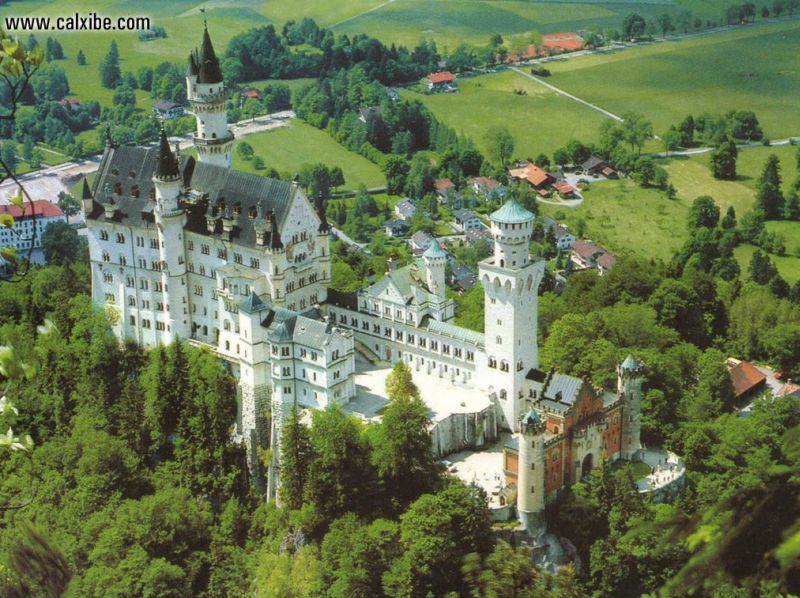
[478,199,545,432]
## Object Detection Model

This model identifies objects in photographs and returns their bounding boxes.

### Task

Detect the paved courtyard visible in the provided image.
[446,432,511,507]
[345,356,491,423]
[636,448,685,492]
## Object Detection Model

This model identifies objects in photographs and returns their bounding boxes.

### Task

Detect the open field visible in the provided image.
[542,19,800,141]
[734,243,800,285]
[401,70,607,160]
[662,144,800,215]
[539,178,690,262]
[231,119,384,189]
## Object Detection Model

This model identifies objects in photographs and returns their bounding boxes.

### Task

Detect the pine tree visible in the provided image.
[279,403,311,510]
[720,205,737,229]
[755,153,784,219]
[100,42,121,89]
[710,135,737,180]
[783,190,800,220]
[76,49,86,66]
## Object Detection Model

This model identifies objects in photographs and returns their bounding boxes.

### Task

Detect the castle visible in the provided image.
[83,25,641,531]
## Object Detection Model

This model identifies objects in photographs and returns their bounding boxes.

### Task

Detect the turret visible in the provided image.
[489,199,534,268]
[517,408,547,536]
[153,127,181,218]
[81,178,94,214]
[617,355,643,460]
[422,239,447,298]
[187,21,233,168]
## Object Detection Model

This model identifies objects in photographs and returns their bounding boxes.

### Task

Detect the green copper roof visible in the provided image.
[491,199,534,224]
[239,291,267,314]
[423,240,447,259]
[621,354,641,371]
[521,408,542,429]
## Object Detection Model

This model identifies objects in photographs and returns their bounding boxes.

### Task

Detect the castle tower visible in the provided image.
[517,409,547,535]
[618,355,644,459]
[153,128,190,341]
[187,23,233,168]
[478,199,544,431]
[422,240,447,298]
[314,195,331,305]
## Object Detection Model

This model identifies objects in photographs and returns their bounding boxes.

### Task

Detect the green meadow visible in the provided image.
[231,119,384,190]
[401,70,608,160]
[542,19,800,140]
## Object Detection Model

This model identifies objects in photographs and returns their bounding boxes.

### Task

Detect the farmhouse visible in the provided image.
[727,359,767,401]
[427,71,456,91]
[240,88,262,102]
[582,156,618,179]
[572,240,617,274]
[469,177,506,201]
[542,32,583,53]
[508,162,556,193]
[153,100,184,120]
[553,180,577,198]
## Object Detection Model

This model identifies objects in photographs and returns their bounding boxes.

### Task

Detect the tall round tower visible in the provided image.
[422,239,447,298]
[517,408,547,535]
[617,355,644,460]
[187,23,233,168]
[478,199,544,431]
[153,128,190,342]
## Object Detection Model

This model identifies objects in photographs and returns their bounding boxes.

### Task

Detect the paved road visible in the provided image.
[652,136,800,158]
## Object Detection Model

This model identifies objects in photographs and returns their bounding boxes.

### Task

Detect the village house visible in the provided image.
[727,358,768,401]
[553,180,577,198]
[453,208,483,232]
[542,216,576,251]
[385,218,410,238]
[469,177,506,201]
[508,162,556,195]
[448,259,477,292]
[435,178,456,202]
[394,198,417,221]
[153,100,185,120]
[571,239,617,274]
[240,88,262,102]
[776,382,800,399]
[465,227,494,251]
[581,156,618,179]
[541,32,583,54]
[0,199,65,255]
[410,230,435,255]
[426,71,456,91]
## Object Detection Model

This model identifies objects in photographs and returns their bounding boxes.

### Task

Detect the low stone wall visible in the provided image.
[430,404,497,458]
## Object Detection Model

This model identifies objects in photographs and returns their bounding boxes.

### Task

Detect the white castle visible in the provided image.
[84,25,641,530]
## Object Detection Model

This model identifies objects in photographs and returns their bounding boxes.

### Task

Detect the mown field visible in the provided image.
[401,70,608,160]
[541,19,800,140]
[231,119,384,189]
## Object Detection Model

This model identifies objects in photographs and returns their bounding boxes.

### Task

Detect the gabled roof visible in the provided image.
[427,71,455,84]
[454,208,477,222]
[543,373,583,405]
[411,230,433,248]
[239,291,268,314]
[470,176,501,191]
[582,155,608,171]
[729,361,767,398]
[491,199,534,225]
[153,100,181,111]
[435,178,454,191]
[776,382,800,398]
[0,199,63,220]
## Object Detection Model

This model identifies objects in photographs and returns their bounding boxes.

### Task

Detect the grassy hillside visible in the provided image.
[542,19,800,140]
[231,119,384,189]
[401,70,607,160]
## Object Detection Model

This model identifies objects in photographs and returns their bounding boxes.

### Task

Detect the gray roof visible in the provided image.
[88,144,306,248]
[292,317,336,347]
[543,373,583,405]
[491,200,534,224]
[424,318,485,347]
[395,198,416,217]
[454,208,477,222]
[367,260,436,302]
[411,230,433,249]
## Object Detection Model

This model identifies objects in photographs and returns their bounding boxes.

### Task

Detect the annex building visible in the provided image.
[84,25,642,531]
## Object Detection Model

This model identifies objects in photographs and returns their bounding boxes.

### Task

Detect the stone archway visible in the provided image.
[581,453,594,480]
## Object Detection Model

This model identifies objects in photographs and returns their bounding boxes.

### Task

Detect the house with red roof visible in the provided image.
[426,71,456,91]
[727,359,767,400]
[241,88,263,102]
[542,32,583,54]
[571,239,617,275]
[507,162,556,192]
[0,199,65,257]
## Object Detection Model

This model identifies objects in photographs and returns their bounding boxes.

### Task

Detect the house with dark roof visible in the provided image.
[464,227,494,251]
[394,198,417,221]
[153,100,184,120]
[453,209,483,232]
[581,156,618,178]
[448,260,477,292]
[541,216,575,250]
[385,218,410,238]
[410,230,436,255]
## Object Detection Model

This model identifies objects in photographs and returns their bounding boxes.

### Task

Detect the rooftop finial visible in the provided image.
[200,6,207,28]
[104,124,114,148]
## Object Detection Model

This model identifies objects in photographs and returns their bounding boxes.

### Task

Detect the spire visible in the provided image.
[269,210,283,249]
[197,22,222,84]
[155,127,180,179]
[104,124,114,149]
[315,195,329,233]
[81,177,92,200]
[186,52,198,77]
